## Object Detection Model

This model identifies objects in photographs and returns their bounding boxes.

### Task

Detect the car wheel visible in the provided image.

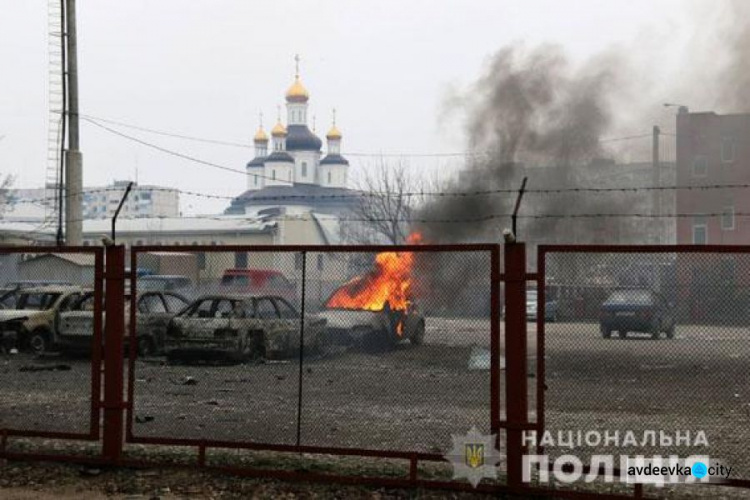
[651,323,660,340]
[600,326,612,339]
[618,330,627,339]
[410,322,425,346]
[28,329,50,355]
[234,334,253,362]
[362,329,393,353]
[666,324,675,339]
[137,336,156,357]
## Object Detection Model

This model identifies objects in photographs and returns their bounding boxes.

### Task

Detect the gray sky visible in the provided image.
[0,0,698,213]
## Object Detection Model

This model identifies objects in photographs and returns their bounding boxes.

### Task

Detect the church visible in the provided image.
[225,60,359,217]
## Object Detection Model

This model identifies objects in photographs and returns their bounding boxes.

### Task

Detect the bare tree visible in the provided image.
[0,175,15,220]
[346,159,426,245]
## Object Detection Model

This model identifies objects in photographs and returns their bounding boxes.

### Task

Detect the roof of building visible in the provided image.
[246,156,266,168]
[21,253,96,267]
[224,183,362,214]
[271,121,287,137]
[320,153,350,165]
[286,125,322,151]
[253,126,269,142]
[326,125,342,140]
[265,151,295,163]
[285,76,310,103]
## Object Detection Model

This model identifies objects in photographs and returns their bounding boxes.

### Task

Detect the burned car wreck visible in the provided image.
[318,246,425,350]
[164,294,327,361]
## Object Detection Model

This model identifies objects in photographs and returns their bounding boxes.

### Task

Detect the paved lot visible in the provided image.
[1,318,748,478]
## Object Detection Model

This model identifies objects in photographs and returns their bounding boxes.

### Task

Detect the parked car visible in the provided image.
[525,289,559,322]
[220,269,297,302]
[0,287,19,309]
[599,288,675,340]
[164,294,326,361]
[317,300,425,350]
[57,290,189,356]
[0,286,88,353]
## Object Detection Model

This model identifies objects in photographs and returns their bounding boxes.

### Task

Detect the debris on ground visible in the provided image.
[19,364,71,372]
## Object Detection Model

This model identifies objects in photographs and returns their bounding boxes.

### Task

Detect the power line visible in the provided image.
[79,113,657,158]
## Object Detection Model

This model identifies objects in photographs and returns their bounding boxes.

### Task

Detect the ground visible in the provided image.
[1,317,749,498]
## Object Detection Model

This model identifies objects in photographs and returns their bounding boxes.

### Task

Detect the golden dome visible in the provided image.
[285,76,310,103]
[254,126,269,142]
[271,121,287,137]
[326,125,342,140]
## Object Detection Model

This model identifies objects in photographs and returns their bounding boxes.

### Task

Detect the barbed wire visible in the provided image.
[0,210,743,229]
[6,179,750,210]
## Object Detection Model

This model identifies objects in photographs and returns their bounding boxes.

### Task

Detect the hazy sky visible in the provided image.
[0,0,700,213]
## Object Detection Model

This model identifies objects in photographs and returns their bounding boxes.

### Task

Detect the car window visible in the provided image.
[268,275,292,288]
[74,294,97,311]
[255,298,279,319]
[18,292,61,311]
[58,293,81,312]
[140,294,167,313]
[606,290,653,305]
[215,299,234,318]
[163,293,188,312]
[190,299,214,318]
[274,298,299,319]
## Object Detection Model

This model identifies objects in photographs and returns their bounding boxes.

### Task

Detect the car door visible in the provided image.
[272,297,301,350]
[179,298,225,338]
[254,297,287,352]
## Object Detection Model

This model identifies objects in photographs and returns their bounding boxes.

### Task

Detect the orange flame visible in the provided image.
[326,232,423,316]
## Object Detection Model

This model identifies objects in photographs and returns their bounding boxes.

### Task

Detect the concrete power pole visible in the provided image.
[65,0,83,245]
[652,125,661,244]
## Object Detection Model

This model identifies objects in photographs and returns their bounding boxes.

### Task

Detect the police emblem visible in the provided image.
[465,443,485,468]
[445,426,501,487]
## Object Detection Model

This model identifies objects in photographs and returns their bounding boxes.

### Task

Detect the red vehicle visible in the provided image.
[220,269,297,303]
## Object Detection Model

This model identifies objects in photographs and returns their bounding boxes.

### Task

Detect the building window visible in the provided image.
[722,206,735,230]
[234,252,248,268]
[721,138,735,163]
[254,174,258,186]
[272,170,276,180]
[692,156,708,177]
[301,162,307,177]
[327,171,332,184]
[692,218,708,244]
[196,252,206,270]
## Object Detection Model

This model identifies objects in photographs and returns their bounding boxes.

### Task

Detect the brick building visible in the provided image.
[676,109,750,244]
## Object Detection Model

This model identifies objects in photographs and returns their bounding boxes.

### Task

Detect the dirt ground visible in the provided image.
[1,316,749,495]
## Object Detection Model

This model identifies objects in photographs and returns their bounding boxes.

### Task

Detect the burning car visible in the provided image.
[57,290,189,356]
[317,242,425,350]
[0,286,88,354]
[164,294,326,362]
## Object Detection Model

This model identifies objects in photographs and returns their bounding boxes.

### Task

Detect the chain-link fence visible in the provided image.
[0,248,102,438]
[126,245,500,459]
[539,247,750,480]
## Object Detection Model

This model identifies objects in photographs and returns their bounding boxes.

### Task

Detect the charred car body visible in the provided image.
[57,291,189,356]
[164,294,326,361]
[0,286,88,353]
[318,301,424,350]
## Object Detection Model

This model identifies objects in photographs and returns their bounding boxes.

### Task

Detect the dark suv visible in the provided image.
[599,289,675,340]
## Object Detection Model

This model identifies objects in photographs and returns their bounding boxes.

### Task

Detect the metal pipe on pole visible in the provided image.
[64,0,83,246]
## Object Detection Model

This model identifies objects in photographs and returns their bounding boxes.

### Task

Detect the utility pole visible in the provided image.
[65,0,83,245]
[652,125,660,244]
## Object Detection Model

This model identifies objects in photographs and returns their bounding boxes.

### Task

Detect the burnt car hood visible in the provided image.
[317,309,383,329]
[0,310,33,322]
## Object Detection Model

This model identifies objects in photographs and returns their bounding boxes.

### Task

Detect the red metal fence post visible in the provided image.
[504,242,528,487]
[102,245,125,463]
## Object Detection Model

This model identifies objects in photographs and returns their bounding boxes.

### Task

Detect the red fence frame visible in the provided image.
[0,246,104,445]
[537,244,750,491]
[122,244,502,486]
